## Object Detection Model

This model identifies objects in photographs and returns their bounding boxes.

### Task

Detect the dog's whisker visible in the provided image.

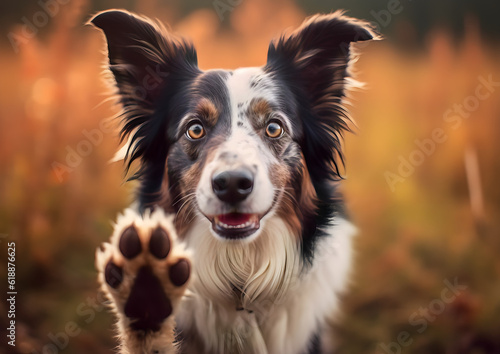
[175,195,196,220]
[173,192,197,206]
[280,188,299,205]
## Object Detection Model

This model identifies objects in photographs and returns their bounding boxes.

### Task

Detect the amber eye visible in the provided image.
[186,121,205,140]
[265,121,284,138]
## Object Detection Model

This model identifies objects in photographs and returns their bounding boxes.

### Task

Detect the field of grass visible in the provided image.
[0,1,499,353]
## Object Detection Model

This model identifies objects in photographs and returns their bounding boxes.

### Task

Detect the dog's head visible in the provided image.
[91,10,377,251]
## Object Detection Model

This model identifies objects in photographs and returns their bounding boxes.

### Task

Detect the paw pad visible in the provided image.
[105,261,123,289]
[169,259,190,287]
[119,226,142,259]
[124,266,172,332]
[149,227,171,259]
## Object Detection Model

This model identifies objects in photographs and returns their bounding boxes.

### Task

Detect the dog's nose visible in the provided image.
[212,168,254,204]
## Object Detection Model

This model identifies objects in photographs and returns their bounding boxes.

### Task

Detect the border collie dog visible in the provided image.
[91,9,378,354]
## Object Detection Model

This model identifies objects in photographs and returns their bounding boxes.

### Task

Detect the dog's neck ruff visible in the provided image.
[182,214,301,311]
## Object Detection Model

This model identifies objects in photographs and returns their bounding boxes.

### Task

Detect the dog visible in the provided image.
[91,9,378,354]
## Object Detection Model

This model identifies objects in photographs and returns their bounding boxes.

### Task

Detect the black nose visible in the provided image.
[212,169,254,204]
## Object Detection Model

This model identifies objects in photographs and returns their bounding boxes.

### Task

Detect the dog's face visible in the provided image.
[170,68,293,242]
[91,10,377,245]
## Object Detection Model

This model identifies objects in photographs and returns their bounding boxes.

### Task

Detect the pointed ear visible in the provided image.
[90,9,198,110]
[89,10,200,207]
[265,11,380,181]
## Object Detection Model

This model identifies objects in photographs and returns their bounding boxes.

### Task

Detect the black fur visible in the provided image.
[307,331,322,354]
[264,13,376,264]
[90,10,200,208]
[265,13,375,182]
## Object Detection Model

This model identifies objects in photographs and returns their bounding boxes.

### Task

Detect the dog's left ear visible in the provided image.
[265,12,379,181]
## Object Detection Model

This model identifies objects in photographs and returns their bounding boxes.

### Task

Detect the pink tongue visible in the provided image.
[218,213,252,226]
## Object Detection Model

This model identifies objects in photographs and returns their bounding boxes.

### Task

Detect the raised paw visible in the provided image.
[96,208,190,353]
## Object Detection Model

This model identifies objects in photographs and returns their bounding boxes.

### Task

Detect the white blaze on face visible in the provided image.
[195,67,280,225]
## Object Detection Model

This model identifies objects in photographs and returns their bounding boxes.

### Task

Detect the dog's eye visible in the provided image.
[186,121,206,140]
[265,121,284,139]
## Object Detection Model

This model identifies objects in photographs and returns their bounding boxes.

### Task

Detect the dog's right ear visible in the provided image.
[89,10,200,207]
[90,10,198,112]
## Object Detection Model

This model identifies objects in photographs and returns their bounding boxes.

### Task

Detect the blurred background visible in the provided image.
[0,0,499,353]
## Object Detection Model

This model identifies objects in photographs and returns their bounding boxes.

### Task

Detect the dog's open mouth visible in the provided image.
[212,213,260,239]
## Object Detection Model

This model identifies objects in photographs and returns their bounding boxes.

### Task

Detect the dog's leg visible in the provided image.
[96,208,191,354]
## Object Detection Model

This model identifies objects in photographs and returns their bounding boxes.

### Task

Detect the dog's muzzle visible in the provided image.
[209,167,260,240]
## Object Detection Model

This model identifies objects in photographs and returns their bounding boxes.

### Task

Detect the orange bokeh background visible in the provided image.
[1,0,499,353]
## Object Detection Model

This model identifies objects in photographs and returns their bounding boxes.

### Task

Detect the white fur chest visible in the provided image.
[176,216,356,354]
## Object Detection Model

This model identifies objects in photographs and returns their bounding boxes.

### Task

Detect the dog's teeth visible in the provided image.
[216,216,259,230]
